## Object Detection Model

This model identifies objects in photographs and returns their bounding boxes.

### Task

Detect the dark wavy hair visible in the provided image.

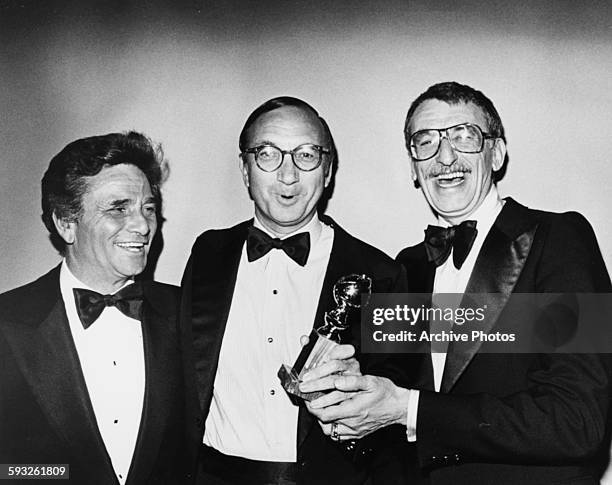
[238,96,335,162]
[403,81,508,181]
[41,131,166,255]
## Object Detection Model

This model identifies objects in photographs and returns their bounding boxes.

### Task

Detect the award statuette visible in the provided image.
[278,274,372,401]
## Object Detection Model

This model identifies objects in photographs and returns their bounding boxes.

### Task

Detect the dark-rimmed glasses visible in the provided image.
[409,123,495,161]
[241,143,330,172]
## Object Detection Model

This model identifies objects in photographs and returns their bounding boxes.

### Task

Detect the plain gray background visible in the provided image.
[1,0,611,292]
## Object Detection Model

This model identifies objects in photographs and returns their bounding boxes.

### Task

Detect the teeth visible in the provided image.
[437,171,465,179]
[116,242,145,249]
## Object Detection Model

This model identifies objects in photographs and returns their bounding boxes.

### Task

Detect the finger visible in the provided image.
[301,358,352,382]
[300,335,310,347]
[333,374,372,393]
[327,344,356,361]
[319,421,333,436]
[338,430,366,440]
[342,358,361,376]
[299,375,338,394]
[306,398,360,423]
[328,422,361,441]
[308,390,353,409]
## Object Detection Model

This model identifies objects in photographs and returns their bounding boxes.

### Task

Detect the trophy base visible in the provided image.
[277,364,325,401]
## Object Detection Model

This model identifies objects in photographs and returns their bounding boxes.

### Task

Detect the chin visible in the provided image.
[431,194,474,214]
[115,261,147,278]
[271,211,307,226]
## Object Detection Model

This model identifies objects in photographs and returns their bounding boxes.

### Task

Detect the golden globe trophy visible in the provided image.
[278,274,372,401]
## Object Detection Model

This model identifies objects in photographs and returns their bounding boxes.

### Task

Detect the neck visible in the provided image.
[255,212,317,238]
[64,256,129,294]
[438,185,499,226]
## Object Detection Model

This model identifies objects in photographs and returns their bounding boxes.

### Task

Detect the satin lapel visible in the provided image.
[399,244,436,391]
[298,219,356,451]
[297,219,393,450]
[407,245,436,295]
[413,259,435,393]
[441,200,538,393]
[191,223,248,413]
[2,280,115,482]
[126,285,178,484]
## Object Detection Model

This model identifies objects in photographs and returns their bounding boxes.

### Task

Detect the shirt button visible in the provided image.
[270,389,276,395]
[272,289,278,295]
[267,337,273,343]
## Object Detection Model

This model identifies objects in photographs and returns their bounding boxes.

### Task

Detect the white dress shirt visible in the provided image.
[60,261,145,484]
[204,215,334,462]
[407,186,504,440]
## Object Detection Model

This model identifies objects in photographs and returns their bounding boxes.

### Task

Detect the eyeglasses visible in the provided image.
[241,143,330,172]
[408,123,495,161]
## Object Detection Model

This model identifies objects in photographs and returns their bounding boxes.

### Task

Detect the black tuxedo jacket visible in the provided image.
[181,216,408,485]
[0,266,186,485]
[396,198,612,485]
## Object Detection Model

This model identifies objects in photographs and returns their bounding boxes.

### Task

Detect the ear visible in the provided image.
[52,212,76,245]
[323,158,333,188]
[239,155,250,188]
[409,157,421,189]
[491,138,507,172]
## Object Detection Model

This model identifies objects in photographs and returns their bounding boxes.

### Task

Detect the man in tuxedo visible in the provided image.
[0,132,186,484]
[181,97,407,484]
[301,82,612,484]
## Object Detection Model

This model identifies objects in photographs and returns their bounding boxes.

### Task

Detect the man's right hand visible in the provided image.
[303,374,410,441]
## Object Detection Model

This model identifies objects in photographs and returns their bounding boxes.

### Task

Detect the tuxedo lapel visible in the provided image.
[126,283,178,484]
[310,220,351,340]
[441,198,538,393]
[311,216,400,342]
[297,218,349,450]
[1,267,116,483]
[407,245,437,295]
[297,217,394,450]
[396,243,436,391]
[191,221,250,413]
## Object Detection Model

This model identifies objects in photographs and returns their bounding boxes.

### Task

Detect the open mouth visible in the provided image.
[115,242,147,252]
[433,169,470,187]
[277,193,299,204]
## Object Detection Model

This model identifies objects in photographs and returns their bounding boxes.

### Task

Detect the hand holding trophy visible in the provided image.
[278,274,372,401]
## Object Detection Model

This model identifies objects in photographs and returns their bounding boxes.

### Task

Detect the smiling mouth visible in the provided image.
[432,169,471,187]
[115,242,148,252]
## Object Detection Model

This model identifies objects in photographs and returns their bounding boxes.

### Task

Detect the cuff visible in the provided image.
[406,389,419,442]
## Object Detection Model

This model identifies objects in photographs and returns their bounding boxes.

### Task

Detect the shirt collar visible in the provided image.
[437,184,503,229]
[253,213,323,246]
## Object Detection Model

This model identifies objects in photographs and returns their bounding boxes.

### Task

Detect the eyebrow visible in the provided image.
[108,199,130,207]
[252,139,277,146]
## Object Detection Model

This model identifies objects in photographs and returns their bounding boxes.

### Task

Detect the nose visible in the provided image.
[127,208,152,236]
[276,153,299,185]
[436,137,458,166]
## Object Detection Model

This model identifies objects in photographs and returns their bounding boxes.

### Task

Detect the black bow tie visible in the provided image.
[73,282,144,329]
[424,220,478,270]
[246,226,311,266]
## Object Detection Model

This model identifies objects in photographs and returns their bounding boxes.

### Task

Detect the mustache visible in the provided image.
[426,164,472,179]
